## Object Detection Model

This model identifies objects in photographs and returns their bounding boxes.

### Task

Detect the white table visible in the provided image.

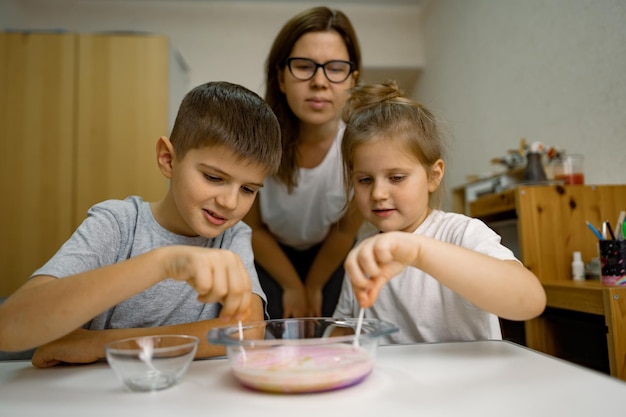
[1,340,624,417]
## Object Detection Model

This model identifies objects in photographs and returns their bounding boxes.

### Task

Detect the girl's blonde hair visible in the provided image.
[341,80,445,208]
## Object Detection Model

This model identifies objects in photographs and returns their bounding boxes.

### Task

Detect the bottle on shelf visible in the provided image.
[571,251,585,281]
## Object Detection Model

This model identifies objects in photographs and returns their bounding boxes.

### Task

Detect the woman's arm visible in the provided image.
[304,203,364,316]
[243,199,308,317]
[345,232,546,321]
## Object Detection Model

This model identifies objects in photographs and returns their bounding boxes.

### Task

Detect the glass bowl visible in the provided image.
[208,317,398,394]
[105,335,199,392]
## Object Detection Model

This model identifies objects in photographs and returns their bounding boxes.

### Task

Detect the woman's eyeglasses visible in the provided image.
[285,57,354,83]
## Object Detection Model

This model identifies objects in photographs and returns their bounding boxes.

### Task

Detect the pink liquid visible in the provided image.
[555,173,585,185]
[231,344,373,393]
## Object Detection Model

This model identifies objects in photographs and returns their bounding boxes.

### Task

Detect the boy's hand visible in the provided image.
[344,232,419,308]
[164,246,252,322]
[32,328,102,368]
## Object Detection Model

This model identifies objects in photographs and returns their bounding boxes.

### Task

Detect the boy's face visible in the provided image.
[164,142,266,238]
[351,138,442,234]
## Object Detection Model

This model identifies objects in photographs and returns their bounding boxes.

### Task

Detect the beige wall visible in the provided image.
[4,0,625,210]
[6,1,423,96]
[417,0,626,208]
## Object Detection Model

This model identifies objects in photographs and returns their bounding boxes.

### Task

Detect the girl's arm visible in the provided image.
[0,245,254,352]
[345,232,546,321]
[304,202,364,316]
[243,199,308,317]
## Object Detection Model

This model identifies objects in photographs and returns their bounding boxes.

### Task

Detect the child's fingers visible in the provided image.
[187,265,215,297]
[216,257,252,321]
[218,291,248,322]
[345,246,376,288]
[355,276,385,308]
[195,263,226,304]
[355,238,394,279]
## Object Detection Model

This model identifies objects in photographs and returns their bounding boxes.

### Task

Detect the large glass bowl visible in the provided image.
[208,317,398,394]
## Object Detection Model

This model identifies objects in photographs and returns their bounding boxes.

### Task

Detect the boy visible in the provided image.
[0,81,281,367]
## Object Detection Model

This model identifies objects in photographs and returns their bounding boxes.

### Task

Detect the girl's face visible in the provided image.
[351,138,444,233]
[157,140,267,238]
[279,31,357,129]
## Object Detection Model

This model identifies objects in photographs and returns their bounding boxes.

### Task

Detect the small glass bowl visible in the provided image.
[208,317,398,394]
[105,335,199,392]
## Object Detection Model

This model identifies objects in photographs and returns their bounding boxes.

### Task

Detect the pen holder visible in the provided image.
[599,240,626,286]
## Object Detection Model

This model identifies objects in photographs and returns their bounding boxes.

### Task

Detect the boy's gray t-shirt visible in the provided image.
[32,196,266,330]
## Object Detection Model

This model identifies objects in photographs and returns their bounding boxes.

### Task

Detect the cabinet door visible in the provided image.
[74,34,169,226]
[0,33,76,296]
[516,185,626,281]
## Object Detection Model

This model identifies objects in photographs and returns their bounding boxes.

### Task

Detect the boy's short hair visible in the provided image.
[170,81,282,175]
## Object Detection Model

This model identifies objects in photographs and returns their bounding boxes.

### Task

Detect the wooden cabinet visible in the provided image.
[469,184,626,282]
[467,184,626,380]
[0,32,186,297]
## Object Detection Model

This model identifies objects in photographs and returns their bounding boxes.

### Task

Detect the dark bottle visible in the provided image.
[523,152,547,182]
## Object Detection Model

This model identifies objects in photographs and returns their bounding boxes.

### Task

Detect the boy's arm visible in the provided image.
[30,295,264,368]
[345,232,546,321]
[0,245,253,352]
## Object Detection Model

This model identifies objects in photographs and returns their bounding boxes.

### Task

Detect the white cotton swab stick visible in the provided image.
[353,308,365,348]
[237,320,247,361]
[237,320,244,340]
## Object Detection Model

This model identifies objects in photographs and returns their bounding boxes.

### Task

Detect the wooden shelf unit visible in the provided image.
[467,184,626,380]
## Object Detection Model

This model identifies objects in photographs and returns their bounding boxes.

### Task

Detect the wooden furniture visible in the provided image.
[531,280,626,380]
[0,32,187,297]
[2,341,626,416]
[465,184,626,380]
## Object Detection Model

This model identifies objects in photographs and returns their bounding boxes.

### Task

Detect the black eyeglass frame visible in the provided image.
[285,57,355,84]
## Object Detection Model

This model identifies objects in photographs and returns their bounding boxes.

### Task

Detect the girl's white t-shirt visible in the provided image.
[258,123,347,250]
[334,209,518,344]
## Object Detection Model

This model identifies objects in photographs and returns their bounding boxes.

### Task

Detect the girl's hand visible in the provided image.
[162,246,252,322]
[344,232,419,308]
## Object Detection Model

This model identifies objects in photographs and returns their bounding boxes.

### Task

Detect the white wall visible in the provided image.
[0,0,20,26]
[5,0,625,209]
[6,0,423,95]
[417,0,626,208]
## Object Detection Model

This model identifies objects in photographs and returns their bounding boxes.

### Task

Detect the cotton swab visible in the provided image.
[353,308,365,348]
[237,320,244,340]
[237,320,247,361]
[137,337,161,375]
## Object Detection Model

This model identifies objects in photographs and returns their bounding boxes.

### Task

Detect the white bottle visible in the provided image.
[572,251,585,281]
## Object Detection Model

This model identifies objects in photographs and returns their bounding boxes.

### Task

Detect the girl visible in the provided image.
[244,7,364,318]
[334,81,546,343]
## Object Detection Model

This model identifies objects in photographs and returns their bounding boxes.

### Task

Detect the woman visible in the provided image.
[244,7,363,318]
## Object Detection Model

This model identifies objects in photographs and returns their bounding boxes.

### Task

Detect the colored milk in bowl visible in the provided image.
[208,317,399,394]
[231,343,373,393]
